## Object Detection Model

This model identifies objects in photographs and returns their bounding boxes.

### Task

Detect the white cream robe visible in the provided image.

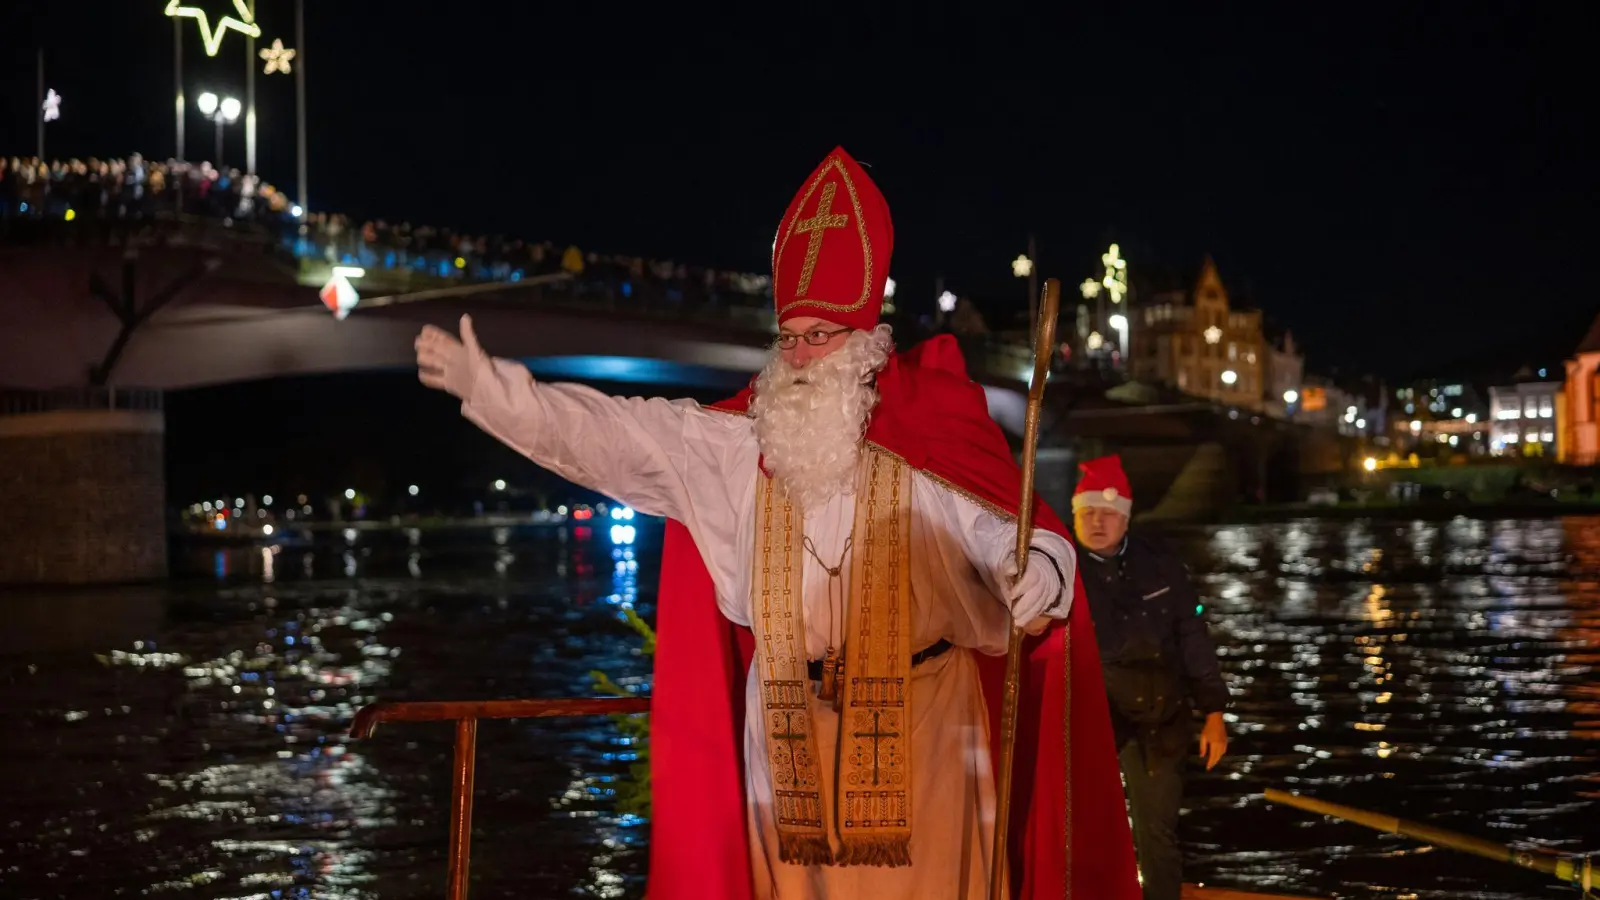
[460,357,1076,900]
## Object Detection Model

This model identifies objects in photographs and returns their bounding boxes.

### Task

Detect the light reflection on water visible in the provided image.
[0,524,651,899]
[1178,516,1600,899]
[0,516,1595,899]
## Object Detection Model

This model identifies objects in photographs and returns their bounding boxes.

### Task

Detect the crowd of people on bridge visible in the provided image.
[1,154,296,224]
[2,153,776,310]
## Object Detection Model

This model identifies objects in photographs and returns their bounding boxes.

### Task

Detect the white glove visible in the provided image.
[416,314,488,401]
[1002,551,1064,626]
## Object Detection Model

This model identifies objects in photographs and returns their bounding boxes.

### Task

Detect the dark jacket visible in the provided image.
[1079,531,1228,760]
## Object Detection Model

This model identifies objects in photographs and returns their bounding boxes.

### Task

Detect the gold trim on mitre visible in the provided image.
[773,155,875,315]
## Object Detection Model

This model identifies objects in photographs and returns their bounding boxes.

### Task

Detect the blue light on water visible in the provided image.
[519,355,752,390]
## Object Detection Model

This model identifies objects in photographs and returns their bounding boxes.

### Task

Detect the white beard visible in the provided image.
[751,325,895,513]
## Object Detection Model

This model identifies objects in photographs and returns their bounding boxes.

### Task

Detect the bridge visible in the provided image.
[0,193,1342,585]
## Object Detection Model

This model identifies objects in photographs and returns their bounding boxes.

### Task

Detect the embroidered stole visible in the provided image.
[753,447,914,867]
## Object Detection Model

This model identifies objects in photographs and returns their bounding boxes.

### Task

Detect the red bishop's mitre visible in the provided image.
[1073,455,1133,516]
[771,146,894,332]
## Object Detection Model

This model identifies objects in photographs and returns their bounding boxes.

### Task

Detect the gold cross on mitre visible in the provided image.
[792,182,849,296]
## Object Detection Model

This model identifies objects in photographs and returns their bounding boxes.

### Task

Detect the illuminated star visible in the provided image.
[260,38,296,75]
[1204,325,1223,345]
[165,0,262,58]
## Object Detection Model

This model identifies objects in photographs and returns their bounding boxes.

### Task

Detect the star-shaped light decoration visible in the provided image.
[1204,325,1223,344]
[1080,278,1101,300]
[165,0,261,57]
[1012,254,1033,278]
[260,38,296,75]
[42,89,62,123]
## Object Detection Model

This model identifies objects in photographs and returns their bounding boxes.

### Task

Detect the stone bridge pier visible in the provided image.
[0,391,168,585]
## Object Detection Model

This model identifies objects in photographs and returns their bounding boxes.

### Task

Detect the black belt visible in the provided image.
[806,639,954,681]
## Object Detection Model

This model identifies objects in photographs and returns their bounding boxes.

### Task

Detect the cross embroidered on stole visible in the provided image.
[752,448,914,867]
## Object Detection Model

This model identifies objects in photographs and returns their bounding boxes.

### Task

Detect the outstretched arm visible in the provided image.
[417,315,727,522]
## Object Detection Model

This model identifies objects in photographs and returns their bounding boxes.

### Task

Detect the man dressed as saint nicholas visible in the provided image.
[415,147,1140,900]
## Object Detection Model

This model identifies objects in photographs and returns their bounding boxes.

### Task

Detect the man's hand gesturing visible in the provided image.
[416,314,487,401]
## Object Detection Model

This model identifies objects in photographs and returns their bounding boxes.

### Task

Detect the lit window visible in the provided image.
[1540,397,1553,418]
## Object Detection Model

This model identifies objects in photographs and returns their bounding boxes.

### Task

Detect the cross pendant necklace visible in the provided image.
[803,532,852,708]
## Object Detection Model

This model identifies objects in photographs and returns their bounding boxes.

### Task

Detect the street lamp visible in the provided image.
[1283,389,1299,405]
[1108,314,1128,361]
[197,92,241,165]
[1221,369,1238,386]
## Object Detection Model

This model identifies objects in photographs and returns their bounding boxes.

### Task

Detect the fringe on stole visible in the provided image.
[778,833,835,867]
[837,835,913,868]
[777,835,914,868]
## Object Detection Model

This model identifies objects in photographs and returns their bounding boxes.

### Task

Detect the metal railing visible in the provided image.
[0,386,164,417]
[349,697,651,900]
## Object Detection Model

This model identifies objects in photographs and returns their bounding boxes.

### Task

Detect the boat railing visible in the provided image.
[350,697,651,900]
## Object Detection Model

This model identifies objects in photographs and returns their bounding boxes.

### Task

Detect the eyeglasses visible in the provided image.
[775,326,853,350]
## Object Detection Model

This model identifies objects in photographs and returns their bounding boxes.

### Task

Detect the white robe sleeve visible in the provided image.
[914,473,1076,636]
[457,356,742,523]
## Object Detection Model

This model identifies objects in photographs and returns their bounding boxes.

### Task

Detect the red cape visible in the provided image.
[646,335,1140,900]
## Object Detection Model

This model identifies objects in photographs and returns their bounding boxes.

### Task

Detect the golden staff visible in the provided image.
[989,277,1061,900]
[1264,788,1595,894]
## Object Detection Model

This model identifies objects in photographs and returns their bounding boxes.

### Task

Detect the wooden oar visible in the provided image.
[1264,788,1594,893]
[989,277,1061,900]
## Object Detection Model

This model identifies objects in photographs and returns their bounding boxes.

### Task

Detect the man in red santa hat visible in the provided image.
[416,147,1138,899]
[1071,455,1229,900]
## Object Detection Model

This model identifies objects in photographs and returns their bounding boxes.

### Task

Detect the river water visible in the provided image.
[1,516,1596,900]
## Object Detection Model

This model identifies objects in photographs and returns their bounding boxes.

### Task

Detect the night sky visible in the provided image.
[3,2,1595,379]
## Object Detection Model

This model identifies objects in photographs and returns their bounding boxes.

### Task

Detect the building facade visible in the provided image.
[1298,375,1368,437]
[1560,313,1600,466]
[1264,331,1305,418]
[1130,257,1267,410]
[1489,381,1563,457]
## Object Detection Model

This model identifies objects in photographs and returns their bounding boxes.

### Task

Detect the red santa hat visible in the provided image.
[771,146,894,332]
[1072,455,1133,517]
